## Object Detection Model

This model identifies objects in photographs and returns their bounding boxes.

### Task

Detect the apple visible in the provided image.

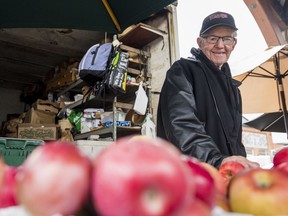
[229,168,288,215]
[274,161,288,174]
[215,194,230,212]
[273,147,288,167]
[199,162,227,197]
[15,141,92,216]
[0,159,18,208]
[129,135,184,158]
[0,158,5,188]
[218,161,245,186]
[181,198,212,216]
[181,155,216,208]
[91,136,195,216]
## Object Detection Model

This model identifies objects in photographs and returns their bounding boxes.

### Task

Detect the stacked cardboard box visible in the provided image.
[17,100,60,140]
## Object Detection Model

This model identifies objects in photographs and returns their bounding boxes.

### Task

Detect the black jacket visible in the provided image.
[157,48,246,168]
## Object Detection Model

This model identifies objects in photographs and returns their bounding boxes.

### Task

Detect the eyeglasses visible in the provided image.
[201,35,236,45]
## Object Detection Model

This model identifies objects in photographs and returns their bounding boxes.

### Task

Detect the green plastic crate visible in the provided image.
[0,137,44,166]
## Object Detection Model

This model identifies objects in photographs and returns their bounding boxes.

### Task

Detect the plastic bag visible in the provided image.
[133,82,148,115]
[68,110,83,133]
[141,113,156,138]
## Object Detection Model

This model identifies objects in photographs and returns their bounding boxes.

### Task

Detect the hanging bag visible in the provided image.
[78,42,113,85]
[107,45,129,93]
[133,82,148,115]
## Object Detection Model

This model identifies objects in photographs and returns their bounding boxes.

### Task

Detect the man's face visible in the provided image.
[197,26,237,69]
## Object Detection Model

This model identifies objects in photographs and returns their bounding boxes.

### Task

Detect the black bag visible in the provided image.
[107,46,129,93]
[78,42,113,85]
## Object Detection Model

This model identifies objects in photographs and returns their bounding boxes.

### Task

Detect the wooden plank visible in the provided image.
[116,102,133,110]
[120,44,150,57]
[119,23,165,49]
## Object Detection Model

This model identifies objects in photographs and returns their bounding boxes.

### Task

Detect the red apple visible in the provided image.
[129,135,183,158]
[199,162,227,197]
[181,198,212,216]
[91,136,195,216]
[181,155,216,208]
[229,168,288,215]
[0,159,18,208]
[273,147,288,167]
[0,158,4,188]
[274,161,288,173]
[15,141,92,216]
[219,161,245,186]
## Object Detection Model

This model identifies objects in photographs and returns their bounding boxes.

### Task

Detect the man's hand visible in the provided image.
[221,156,260,169]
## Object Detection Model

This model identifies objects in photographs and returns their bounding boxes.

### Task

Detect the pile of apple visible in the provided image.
[1,136,288,216]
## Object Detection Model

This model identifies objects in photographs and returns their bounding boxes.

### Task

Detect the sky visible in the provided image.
[176,0,267,64]
[176,0,287,143]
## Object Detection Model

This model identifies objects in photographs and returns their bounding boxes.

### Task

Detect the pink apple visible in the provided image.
[273,161,288,173]
[15,141,92,216]
[91,136,195,216]
[181,198,212,216]
[219,161,245,186]
[0,159,18,208]
[181,155,216,208]
[273,147,288,167]
[229,168,288,215]
[199,162,227,197]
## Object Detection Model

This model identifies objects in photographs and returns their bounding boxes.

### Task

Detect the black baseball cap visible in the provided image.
[199,11,238,35]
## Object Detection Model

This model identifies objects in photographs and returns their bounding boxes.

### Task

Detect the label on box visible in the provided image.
[18,124,60,140]
[104,121,131,127]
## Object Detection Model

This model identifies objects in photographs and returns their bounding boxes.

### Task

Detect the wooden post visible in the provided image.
[243,0,286,46]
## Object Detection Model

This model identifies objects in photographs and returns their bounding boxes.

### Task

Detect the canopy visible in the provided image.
[231,44,288,137]
[231,45,286,77]
[231,44,288,114]
[0,0,176,33]
[244,112,286,133]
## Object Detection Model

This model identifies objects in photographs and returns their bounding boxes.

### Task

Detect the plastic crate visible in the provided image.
[0,137,44,166]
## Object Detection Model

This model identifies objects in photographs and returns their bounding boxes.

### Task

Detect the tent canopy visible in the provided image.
[0,0,176,33]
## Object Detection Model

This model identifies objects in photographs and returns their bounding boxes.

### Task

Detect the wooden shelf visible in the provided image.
[56,28,157,140]
[74,126,141,140]
[56,79,84,97]
[120,44,150,58]
[116,102,133,110]
[119,23,166,49]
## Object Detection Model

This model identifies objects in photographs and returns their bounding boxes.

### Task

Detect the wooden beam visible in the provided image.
[244,0,286,46]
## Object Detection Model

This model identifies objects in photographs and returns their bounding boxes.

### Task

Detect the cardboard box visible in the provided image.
[18,123,60,140]
[83,108,104,119]
[24,108,56,124]
[81,117,102,133]
[33,99,59,114]
[100,111,126,123]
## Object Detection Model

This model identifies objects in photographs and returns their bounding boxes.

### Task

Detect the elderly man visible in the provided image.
[157,11,259,169]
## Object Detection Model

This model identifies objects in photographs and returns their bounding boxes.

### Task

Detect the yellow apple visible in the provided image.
[215,193,230,212]
[229,168,288,215]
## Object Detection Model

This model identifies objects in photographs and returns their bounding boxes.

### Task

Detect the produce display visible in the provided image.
[0,136,288,216]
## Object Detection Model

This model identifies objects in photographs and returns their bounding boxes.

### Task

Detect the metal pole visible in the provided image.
[113,96,117,141]
[275,54,288,139]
